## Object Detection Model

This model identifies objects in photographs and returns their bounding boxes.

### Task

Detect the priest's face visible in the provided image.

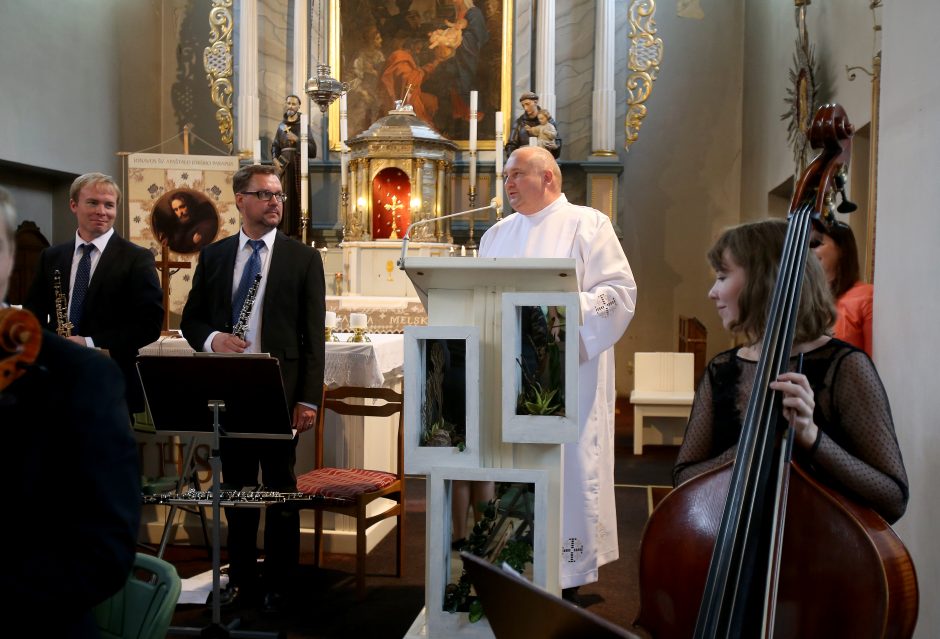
[708,249,745,330]
[504,149,552,214]
[236,173,284,238]
[70,182,118,242]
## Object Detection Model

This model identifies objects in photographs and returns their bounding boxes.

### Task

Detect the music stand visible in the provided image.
[138,354,293,639]
[460,552,640,639]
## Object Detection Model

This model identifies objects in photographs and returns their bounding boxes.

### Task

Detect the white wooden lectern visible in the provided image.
[402,255,580,638]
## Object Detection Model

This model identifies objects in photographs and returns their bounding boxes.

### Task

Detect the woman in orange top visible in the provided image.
[812,223,873,357]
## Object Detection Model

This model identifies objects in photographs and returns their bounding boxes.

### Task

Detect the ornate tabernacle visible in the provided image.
[340,104,460,296]
[345,105,458,242]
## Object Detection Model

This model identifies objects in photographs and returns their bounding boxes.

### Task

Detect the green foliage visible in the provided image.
[442,483,534,622]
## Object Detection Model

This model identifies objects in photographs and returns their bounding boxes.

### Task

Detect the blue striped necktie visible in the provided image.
[69,243,94,333]
[231,239,264,327]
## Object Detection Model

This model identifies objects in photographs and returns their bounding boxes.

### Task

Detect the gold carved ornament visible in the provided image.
[203,0,234,152]
[781,0,820,176]
[625,0,663,151]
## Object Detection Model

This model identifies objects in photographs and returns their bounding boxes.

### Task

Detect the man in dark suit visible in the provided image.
[181,164,325,612]
[24,172,163,415]
[0,187,141,638]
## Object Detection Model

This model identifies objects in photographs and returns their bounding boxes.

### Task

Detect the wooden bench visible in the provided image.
[629,352,695,455]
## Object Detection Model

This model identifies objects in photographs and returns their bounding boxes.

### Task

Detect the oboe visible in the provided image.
[53,269,73,337]
[232,273,262,340]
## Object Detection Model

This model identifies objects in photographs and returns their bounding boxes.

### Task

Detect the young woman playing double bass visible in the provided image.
[673,219,908,523]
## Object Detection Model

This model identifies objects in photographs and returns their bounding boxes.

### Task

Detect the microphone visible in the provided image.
[398,199,501,268]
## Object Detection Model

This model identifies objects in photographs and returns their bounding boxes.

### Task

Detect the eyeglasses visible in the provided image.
[240,190,287,203]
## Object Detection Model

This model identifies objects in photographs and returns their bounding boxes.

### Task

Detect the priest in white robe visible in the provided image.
[479,146,637,597]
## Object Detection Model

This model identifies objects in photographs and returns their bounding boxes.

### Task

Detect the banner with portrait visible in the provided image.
[126,153,240,328]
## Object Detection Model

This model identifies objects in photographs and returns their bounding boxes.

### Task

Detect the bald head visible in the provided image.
[503,146,562,215]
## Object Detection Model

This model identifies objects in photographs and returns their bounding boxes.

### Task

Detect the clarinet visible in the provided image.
[232,273,262,340]
[53,269,73,337]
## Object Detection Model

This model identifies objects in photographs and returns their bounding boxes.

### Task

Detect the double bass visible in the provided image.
[0,307,41,392]
[636,105,918,638]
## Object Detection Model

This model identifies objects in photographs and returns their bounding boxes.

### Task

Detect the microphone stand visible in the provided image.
[398,201,500,269]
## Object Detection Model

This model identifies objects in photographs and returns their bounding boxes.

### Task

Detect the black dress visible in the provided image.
[673,339,909,523]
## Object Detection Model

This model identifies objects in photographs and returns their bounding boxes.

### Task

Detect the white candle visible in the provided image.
[253,139,262,164]
[494,110,503,210]
[350,312,367,329]
[469,91,478,190]
[460,245,466,257]
[324,311,337,328]
[340,94,349,145]
[529,136,538,147]
[300,112,309,208]
[340,94,349,189]
[468,91,478,152]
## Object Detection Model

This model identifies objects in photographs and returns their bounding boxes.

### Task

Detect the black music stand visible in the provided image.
[138,354,293,639]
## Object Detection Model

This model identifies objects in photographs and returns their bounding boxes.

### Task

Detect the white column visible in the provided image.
[592,0,616,155]
[291,0,308,99]
[236,0,259,155]
[534,0,556,116]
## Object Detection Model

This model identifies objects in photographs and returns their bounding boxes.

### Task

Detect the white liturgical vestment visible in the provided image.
[479,194,637,588]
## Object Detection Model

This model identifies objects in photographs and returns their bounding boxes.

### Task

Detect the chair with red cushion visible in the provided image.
[296,385,404,598]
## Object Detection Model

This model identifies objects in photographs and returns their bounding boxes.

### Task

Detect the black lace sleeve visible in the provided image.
[808,348,909,523]
[673,358,737,486]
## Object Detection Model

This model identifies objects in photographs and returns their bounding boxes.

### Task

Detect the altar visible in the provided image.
[135,333,404,554]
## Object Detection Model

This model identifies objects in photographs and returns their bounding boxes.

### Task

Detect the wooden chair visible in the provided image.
[630,353,695,455]
[678,315,708,386]
[296,386,404,598]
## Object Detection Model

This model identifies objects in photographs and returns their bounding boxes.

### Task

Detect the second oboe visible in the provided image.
[232,273,262,340]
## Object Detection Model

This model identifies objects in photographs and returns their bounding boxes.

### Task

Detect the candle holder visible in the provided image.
[340,187,349,242]
[466,184,477,250]
[301,208,309,245]
[324,326,340,342]
[347,327,371,343]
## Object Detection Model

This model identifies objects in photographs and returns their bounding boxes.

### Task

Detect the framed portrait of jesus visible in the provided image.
[327,0,513,150]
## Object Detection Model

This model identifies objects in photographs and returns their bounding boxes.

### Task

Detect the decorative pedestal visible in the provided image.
[341,240,454,297]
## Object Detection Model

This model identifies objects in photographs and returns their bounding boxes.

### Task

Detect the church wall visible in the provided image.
[606,1,746,394]
[0,0,124,238]
[873,4,940,636]
[741,2,938,636]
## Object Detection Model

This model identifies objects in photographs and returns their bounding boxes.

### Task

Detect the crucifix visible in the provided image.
[154,241,191,333]
[384,194,404,240]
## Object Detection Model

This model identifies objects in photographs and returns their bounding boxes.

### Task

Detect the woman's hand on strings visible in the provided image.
[770,372,819,449]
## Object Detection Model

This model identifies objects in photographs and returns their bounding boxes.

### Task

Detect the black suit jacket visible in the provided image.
[0,330,140,637]
[180,231,325,406]
[24,233,163,413]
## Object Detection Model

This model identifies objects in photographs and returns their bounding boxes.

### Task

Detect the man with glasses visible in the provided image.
[181,164,325,612]
[480,146,637,605]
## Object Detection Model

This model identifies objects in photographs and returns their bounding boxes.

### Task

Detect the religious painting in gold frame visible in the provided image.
[328,0,512,151]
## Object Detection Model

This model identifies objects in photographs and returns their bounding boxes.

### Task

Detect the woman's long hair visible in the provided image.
[708,219,835,345]
[821,222,861,298]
